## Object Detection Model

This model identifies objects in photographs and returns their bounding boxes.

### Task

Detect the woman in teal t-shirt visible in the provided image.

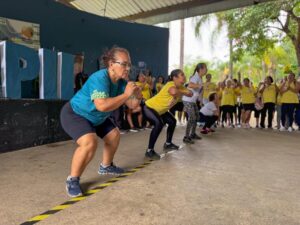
[60,47,141,197]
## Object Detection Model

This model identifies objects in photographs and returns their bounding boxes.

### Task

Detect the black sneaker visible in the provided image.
[190,133,202,140]
[145,149,161,160]
[163,142,180,150]
[183,136,194,144]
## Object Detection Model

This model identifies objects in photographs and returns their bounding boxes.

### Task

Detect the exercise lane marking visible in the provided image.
[20,160,153,225]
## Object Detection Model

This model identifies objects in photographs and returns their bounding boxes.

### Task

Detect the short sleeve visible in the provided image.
[189,75,199,84]
[89,75,110,101]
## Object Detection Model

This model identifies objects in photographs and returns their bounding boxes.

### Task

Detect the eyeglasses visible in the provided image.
[113,61,131,69]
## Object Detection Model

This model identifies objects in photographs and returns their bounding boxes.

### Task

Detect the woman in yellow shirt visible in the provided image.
[216,81,225,125]
[258,76,278,128]
[239,78,256,128]
[203,74,217,105]
[233,79,242,127]
[155,76,165,94]
[143,69,192,160]
[221,79,235,127]
[136,73,151,100]
[279,72,300,132]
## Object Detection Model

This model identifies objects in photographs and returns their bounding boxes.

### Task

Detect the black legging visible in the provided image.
[143,105,176,150]
[236,103,242,124]
[260,102,275,127]
[200,112,218,129]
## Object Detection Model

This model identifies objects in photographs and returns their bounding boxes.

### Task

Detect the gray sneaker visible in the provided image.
[190,133,202,140]
[66,176,83,197]
[98,163,124,175]
[183,136,194,144]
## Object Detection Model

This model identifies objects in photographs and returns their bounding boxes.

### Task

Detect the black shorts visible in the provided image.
[243,103,254,111]
[60,102,116,141]
[233,104,238,114]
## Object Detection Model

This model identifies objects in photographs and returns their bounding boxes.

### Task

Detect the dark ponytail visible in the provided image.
[193,63,206,75]
[169,69,183,81]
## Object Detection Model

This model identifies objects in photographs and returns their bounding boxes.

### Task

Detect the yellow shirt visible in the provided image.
[276,94,282,105]
[136,82,151,100]
[262,84,276,103]
[233,87,240,105]
[280,83,299,104]
[221,87,235,106]
[156,83,164,93]
[146,81,187,115]
[217,89,223,101]
[203,82,217,99]
[240,86,256,104]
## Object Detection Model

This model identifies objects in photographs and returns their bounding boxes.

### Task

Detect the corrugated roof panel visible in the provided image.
[71,0,193,17]
[106,0,133,18]
[76,0,95,13]
[70,1,83,10]
[144,0,158,11]
[137,1,152,12]
[118,0,136,17]
[85,0,100,14]
[89,0,103,15]
[72,0,88,11]
[104,0,120,18]
[148,0,166,9]
[127,0,143,15]
[128,0,142,12]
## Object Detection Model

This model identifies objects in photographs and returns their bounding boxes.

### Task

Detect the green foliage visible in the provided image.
[191,0,300,85]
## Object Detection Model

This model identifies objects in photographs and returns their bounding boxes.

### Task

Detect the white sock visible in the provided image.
[101,163,111,168]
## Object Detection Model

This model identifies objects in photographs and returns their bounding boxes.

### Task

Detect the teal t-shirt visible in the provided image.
[70,69,127,126]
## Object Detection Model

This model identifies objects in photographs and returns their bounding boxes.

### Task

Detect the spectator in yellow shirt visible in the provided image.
[155,76,165,94]
[220,79,235,128]
[279,72,300,132]
[258,76,278,128]
[203,74,217,105]
[239,78,257,128]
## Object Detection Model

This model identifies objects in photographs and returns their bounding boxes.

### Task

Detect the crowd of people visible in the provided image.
[61,47,300,197]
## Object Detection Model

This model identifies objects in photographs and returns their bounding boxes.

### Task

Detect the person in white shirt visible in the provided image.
[182,63,207,144]
[199,92,219,134]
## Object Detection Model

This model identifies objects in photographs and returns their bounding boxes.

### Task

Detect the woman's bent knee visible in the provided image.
[77,133,98,153]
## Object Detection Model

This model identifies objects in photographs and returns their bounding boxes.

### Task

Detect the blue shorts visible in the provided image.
[60,102,116,141]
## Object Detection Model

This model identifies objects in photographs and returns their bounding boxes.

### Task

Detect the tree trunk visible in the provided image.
[179,19,185,70]
[229,37,233,79]
[262,60,267,78]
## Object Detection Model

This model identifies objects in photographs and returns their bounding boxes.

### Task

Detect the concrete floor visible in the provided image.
[1,125,300,225]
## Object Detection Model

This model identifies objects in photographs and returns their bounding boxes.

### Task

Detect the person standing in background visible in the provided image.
[182,63,207,143]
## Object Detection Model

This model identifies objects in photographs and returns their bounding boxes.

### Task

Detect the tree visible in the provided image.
[231,0,300,72]
[194,12,236,77]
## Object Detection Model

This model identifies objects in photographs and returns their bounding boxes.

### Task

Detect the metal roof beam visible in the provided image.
[121,0,274,24]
